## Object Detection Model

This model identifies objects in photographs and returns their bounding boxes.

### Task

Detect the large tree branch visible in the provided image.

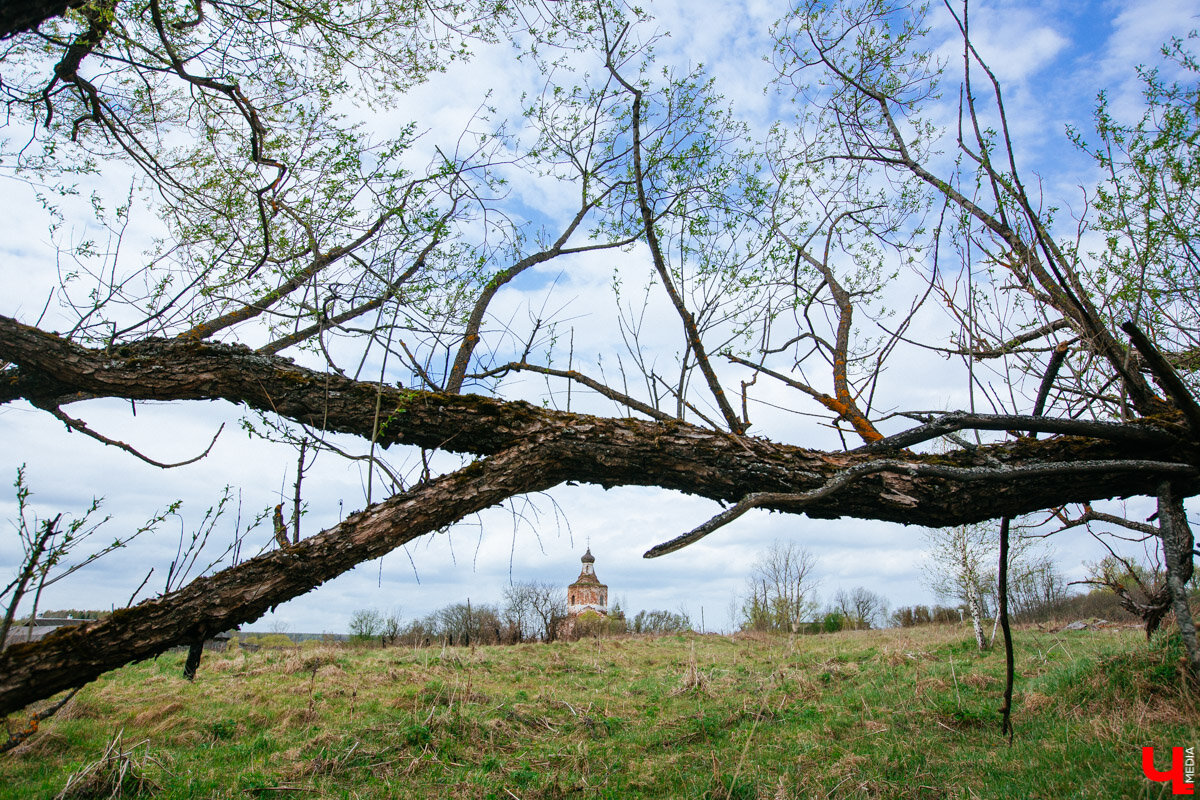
[0,442,563,717]
[1,311,1199,714]
[1,314,1196,525]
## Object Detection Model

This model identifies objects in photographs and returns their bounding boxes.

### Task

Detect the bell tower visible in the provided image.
[566,548,608,618]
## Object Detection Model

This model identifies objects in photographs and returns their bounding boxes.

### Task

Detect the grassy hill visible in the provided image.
[2,624,1195,798]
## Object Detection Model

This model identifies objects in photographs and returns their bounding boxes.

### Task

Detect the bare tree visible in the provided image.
[432,602,502,646]
[1,0,1199,719]
[503,580,564,643]
[1008,557,1068,622]
[741,541,821,634]
[923,521,1059,649]
[923,523,1000,650]
[833,587,889,630]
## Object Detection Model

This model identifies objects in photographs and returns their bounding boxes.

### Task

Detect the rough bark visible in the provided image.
[1,312,1198,715]
[1,314,1196,527]
[1158,483,1200,679]
[0,441,561,716]
[967,583,986,652]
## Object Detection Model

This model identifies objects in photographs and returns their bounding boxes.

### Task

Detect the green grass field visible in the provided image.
[2,624,1196,798]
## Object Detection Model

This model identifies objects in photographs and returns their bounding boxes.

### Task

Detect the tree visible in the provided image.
[380,608,404,646]
[431,601,502,646]
[348,608,382,642]
[923,523,1001,650]
[922,521,1062,648]
[1081,553,1191,638]
[2,0,1200,719]
[503,580,564,643]
[832,587,889,630]
[740,541,821,634]
[1008,556,1068,622]
[630,609,691,634]
[768,0,1200,671]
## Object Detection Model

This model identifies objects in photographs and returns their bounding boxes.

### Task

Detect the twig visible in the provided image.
[468,361,671,421]
[1,686,81,753]
[42,405,224,469]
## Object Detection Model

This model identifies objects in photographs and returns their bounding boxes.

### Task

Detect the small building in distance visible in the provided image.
[561,548,608,638]
[1,617,85,650]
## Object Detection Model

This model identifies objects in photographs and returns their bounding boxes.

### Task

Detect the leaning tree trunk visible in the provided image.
[0,443,562,716]
[1,314,1199,716]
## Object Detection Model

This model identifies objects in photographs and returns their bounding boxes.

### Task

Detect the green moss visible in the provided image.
[457,459,487,479]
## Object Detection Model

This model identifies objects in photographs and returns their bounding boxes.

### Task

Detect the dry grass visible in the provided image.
[53,730,162,799]
[1,625,1197,798]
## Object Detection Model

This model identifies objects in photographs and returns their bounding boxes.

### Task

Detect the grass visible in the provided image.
[2,623,1197,798]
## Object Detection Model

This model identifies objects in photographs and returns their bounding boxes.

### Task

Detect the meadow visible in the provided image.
[1,623,1196,798]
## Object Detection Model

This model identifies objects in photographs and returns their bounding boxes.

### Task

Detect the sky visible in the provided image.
[1,0,1197,636]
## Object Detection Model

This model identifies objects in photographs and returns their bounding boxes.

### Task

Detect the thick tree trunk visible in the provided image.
[0,313,1198,715]
[1,315,1195,526]
[0,442,561,716]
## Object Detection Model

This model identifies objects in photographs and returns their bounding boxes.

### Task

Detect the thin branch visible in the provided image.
[0,687,81,754]
[853,411,1179,454]
[1057,505,1158,538]
[41,406,224,469]
[724,353,877,440]
[467,361,671,421]
[644,457,1196,558]
[605,48,744,434]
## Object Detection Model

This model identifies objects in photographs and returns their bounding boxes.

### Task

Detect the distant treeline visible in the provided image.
[339,581,695,647]
[890,586,1150,629]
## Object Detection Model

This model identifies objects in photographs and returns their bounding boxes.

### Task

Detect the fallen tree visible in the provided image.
[1,0,1198,720]
[0,315,1196,714]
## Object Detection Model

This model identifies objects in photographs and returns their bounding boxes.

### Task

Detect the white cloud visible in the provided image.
[0,0,1179,643]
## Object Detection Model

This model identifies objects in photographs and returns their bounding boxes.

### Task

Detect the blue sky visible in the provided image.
[1,0,1196,635]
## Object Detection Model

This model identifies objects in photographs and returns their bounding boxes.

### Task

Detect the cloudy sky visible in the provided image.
[1,0,1196,635]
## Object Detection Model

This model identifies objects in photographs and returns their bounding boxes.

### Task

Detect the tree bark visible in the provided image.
[1,312,1198,715]
[967,583,986,652]
[0,441,562,716]
[1158,483,1200,679]
[1,314,1195,526]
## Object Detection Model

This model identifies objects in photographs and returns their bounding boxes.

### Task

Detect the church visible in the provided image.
[561,548,608,638]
